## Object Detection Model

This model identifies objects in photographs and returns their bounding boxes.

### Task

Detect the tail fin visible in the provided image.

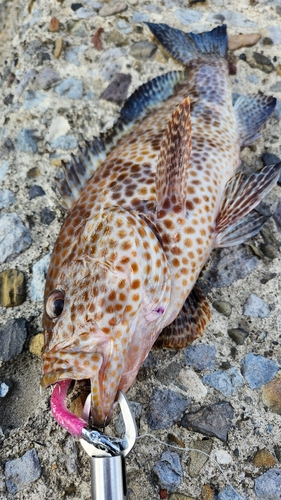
[145,22,228,66]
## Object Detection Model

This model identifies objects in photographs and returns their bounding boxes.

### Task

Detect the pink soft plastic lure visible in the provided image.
[42,23,280,435]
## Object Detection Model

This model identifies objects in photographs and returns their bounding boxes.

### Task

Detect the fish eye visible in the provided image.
[46,290,65,319]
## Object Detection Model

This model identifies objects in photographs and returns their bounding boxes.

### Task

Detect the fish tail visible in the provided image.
[145,22,228,66]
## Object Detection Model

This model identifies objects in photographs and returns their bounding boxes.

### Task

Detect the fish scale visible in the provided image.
[42,23,280,429]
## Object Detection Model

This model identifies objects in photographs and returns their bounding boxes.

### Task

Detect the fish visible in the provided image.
[41,22,280,432]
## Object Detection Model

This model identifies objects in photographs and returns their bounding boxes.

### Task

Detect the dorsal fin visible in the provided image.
[156,96,192,216]
[57,70,187,208]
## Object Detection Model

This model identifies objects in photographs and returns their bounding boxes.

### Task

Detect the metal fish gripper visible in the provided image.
[80,391,137,500]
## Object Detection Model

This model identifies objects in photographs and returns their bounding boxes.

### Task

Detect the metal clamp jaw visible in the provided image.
[80,392,137,500]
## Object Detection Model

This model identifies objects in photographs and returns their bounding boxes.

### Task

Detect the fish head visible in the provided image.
[42,205,171,427]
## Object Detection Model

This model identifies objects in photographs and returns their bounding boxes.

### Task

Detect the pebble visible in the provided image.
[262,152,281,167]
[55,77,83,99]
[201,484,215,500]
[147,389,189,430]
[40,207,56,225]
[17,129,37,153]
[260,243,279,260]
[16,68,36,96]
[228,33,261,51]
[0,381,10,398]
[181,402,234,442]
[156,361,182,385]
[130,41,157,59]
[5,449,41,494]
[0,317,27,363]
[273,198,281,231]
[64,45,88,66]
[132,12,149,23]
[0,213,31,263]
[100,48,127,81]
[255,469,281,499]
[49,135,78,150]
[185,344,216,371]
[0,269,26,307]
[99,1,127,17]
[247,74,259,84]
[49,17,60,32]
[269,81,281,93]
[207,11,257,28]
[75,7,97,19]
[188,438,212,478]
[243,293,270,318]
[246,52,275,73]
[252,448,277,468]
[241,353,279,389]
[0,189,15,208]
[64,436,78,475]
[203,247,259,289]
[29,333,44,357]
[22,90,49,111]
[35,67,61,89]
[29,185,46,199]
[54,38,63,59]
[100,73,132,104]
[203,367,244,397]
[71,2,83,11]
[70,20,89,37]
[0,160,9,183]
[212,300,232,317]
[30,253,51,301]
[227,328,249,345]
[218,486,246,500]
[174,8,202,25]
[261,378,281,414]
[153,450,182,492]
[177,368,208,402]
[214,450,232,465]
[46,116,70,142]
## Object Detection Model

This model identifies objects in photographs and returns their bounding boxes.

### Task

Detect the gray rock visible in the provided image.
[241,353,279,389]
[35,67,61,89]
[132,12,149,23]
[0,189,15,208]
[29,185,45,199]
[270,81,281,92]
[75,7,97,18]
[16,68,36,96]
[0,318,27,362]
[243,293,270,318]
[5,449,41,493]
[116,401,142,436]
[55,77,83,99]
[0,382,9,397]
[100,73,132,104]
[0,213,31,263]
[30,253,51,302]
[99,1,127,17]
[22,90,48,111]
[0,161,9,183]
[174,8,202,25]
[218,486,246,500]
[181,402,234,442]
[203,367,244,397]
[185,344,216,371]
[64,45,88,66]
[40,207,56,225]
[17,129,37,153]
[202,247,259,289]
[247,74,259,84]
[262,152,281,167]
[267,25,281,44]
[274,198,281,232]
[49,135,78,150]
[247,52,274,73]
[117,20,132,34]
[227,328,249,345]
[207,11,257,28]
[130,41,157,59]
[188,438,212,478]
[147,388,189,430]
[64,436,78,475]
[255,469,281,499]
[153,450,182,492]
[156,361,182,385]
[212,300,232,317]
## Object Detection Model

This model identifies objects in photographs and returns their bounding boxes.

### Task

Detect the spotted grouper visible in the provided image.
[41,23,280,434]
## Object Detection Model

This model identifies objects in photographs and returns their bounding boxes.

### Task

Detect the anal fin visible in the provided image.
[154,284,210,349]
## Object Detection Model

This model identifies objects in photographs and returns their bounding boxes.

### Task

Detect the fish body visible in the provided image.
[42,24,279,428]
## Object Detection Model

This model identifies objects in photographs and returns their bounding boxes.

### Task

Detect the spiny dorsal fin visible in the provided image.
[57,71,187,208]
[215,163,281,247]
[234,92,276,147]
[156,96,192,216]
[154,283,211,349]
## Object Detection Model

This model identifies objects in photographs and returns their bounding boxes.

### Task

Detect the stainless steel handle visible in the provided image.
[90,455,127,500]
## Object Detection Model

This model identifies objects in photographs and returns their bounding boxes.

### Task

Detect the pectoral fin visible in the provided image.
[154,284,210,349]
[156,96,192,216]
[215,163,281,248]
